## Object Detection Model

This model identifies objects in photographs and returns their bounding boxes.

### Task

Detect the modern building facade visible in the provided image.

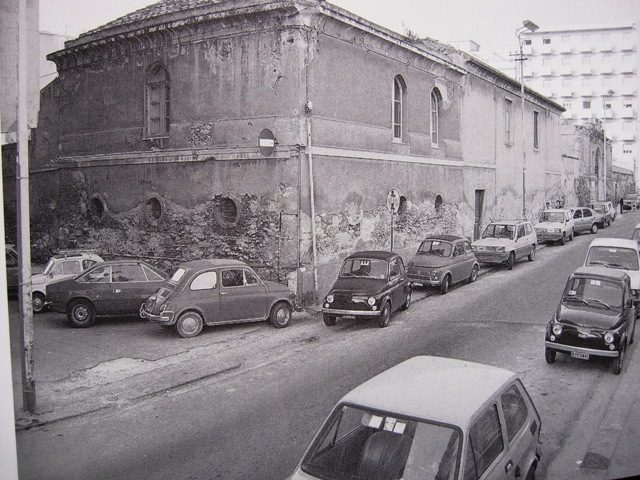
[20,0,566,302]
[522,24,640,184]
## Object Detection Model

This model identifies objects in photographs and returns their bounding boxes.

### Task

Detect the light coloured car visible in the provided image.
[623,193,640,211]
[584,237,640,312]
[632,223,640,247]
[289,356,542,480]
[471,219,537,270]
[589,202,613,227]
[31,250,104,313]
[571,207,601,235]
[534,209,575,245]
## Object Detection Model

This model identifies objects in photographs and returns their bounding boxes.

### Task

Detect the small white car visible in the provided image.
[534,209,575,245]
[289,356,542,480]
[471,219,537,270]
[632,223,640,247]
[31,250,103,313]
[584,238,640,312]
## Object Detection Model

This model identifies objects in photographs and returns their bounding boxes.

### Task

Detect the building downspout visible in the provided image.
[306,107,318,305]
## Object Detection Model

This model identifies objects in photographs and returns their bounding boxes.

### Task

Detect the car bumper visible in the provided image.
[321,308,381,317]
[139,304,175,325]
[545,341,619,358]
[536,232,563,242]
[407,275,440,287]
[474,252,510,263]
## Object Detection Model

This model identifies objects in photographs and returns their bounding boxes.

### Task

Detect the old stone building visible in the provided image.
[21,0,568,302]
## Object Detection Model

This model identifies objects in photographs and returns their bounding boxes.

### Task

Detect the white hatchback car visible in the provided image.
[584,238,640,311]
[289,356,541,480]
[534,209,575,245]
[472,220,537,270]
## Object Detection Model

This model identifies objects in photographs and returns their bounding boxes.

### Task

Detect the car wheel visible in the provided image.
[545,347,556,364]
[32,292,46,314]
[378,302,391,328]
[323,314,337,326]
[612,342,625,375]
[175,311,204,338]
[631,319,635,345]
[439,275,450,294]
[468,264,479,283]
[525,463,537,480]
[401,289,411,310]
[560,233,566,246]
[269,302,292,328]
[591,223,598,234]
[528,246,536,262]
[569,229,574,241]
[507,252,516,270]
[67,299,96,328]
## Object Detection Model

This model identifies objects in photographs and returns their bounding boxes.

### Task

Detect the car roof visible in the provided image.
[487,219,528,226]
[340,356,516,429]
[541,209,569,213]
[573,266,629,282]
[588,238,639,250]
[178,259,249,270]
[420,235,464,242]
[345,250,398,261]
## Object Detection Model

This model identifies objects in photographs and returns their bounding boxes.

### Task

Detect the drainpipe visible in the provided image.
[306,104,318,304]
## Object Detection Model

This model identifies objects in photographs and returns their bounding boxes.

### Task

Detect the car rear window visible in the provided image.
[170,268,186,283]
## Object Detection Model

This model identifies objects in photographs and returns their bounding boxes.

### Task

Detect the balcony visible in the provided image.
[559,65,573,75]
[579,44,595,53]
[579,87,595,97]
[559,44,574,54]
[579,109,592,119]
[540,66,554,76]
[599,45,614,53]
[621,131,636,141]
[621,109,636,119]
[578,64,594,75]
[540,44,554,55]
[559,88,574,97]
[620,64,636,74]
[620,42,636,52]
[620,85,637,96]
[599,64,613,74]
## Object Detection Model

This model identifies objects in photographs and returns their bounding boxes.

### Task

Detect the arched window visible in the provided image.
[145,64,170,137]
[431,88,441,146]
[393,76,406,141]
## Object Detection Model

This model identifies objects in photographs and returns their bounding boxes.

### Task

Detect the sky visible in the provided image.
[40,0,640,55]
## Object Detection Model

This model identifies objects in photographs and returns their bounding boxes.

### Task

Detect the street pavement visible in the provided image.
[10,209,640,479]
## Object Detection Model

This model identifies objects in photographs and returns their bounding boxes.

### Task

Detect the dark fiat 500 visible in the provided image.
[140,259,296,338]
[545,266,636,374]
[47,260,167,328]
[322,251,411,328]
[407,235,479,294]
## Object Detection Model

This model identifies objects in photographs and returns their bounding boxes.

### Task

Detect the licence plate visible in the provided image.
[412,282,423,287]
[571,352,590,360]
[343,315,356,320]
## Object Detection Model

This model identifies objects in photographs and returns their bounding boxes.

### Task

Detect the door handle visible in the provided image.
[505,460,513,474]
[113,289,121,294]
[220,292,228,295]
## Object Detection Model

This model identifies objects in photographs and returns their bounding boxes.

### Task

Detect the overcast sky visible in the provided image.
[41,0,640,54]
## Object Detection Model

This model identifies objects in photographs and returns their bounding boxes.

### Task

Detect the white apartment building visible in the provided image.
[522,24,640,179]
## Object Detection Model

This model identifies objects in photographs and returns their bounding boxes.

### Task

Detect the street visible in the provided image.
[12,211,640,480]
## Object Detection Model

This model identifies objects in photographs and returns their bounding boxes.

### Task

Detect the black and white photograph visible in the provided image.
[2,0,640,478]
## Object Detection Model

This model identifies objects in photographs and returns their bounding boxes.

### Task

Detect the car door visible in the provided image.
[497,382,541,480]
[515,224,527,259]
[464,403,509,480]
[219,268,267,322]
[388,257,405,309]
[78,264,115,314]
[451,241,468,283]
[111,263,158,315]
[187,269,221,324]
[573,209,584,232]
[582,208,594,230]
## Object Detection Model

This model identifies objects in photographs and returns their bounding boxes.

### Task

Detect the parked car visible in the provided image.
[321,251,411,328]
[632,223,640,247]
[588,202,613,227]
[534,209,575,245]
[407,235,479,294]
[31,250,104,313]
[288,356,542,480]
[471,219,537,270]
[47,260,167,328]
[545,266,635,374]
[5,243,18,296]
[583,237,640,312]
[140,259,296,338]
[571,207,601,234]
[623,193,640,210]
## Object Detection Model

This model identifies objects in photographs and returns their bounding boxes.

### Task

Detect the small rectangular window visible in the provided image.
[533,111,539,149]
[543,38,551,44]
[583,100,591,109]
[524,39,532,45]
[504,99,512,145]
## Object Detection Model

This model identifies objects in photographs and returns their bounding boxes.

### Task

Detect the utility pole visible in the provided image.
[17,0,36,412]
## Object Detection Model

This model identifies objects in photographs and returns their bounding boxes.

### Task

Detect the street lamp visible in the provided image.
[515,19,539,216]
[602,89,615,201]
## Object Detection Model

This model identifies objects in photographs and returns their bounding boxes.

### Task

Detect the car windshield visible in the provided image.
[482,224,515,240]
[591,205,606,213]
[632,229,640,241]
[301,404,461,480]
[585,246,639,271]
[540,212,564,223]
[340,259,388,279]
[563,277,623,310]
[417,240,452,257]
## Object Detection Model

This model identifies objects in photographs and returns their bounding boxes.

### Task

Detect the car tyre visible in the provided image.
[439,275,450,294]
[630,319,635,345]
[401,289,411,310]
[269,302,292,328]
[560,233,566,246]
[67,299,96,328]
[378,302,391,328]
[569,229,574,241]
[525,463,537,480]
[175,311,204,338]
[32,292,46,314]
[591,223,598,234]
[507,252,516,270]
[468,264,479,283]
[612,342,625,375]
[528,246,536,261]
[323,314,337,326]
[545,347,556,364]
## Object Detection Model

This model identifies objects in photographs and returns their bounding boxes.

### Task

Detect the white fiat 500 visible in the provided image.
[288,356,541,480]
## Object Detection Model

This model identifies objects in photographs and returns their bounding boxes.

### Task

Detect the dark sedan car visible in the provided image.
[140,259,297,338]
[47,260,167,328]
[321,251,411,328]
[545,266,636,374]
[407,235,479,294]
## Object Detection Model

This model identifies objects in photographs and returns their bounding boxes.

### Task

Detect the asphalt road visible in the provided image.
[14,211,640,480]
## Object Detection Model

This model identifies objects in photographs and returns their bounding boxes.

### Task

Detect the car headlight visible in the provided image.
[553,228,561,233]
[326,294,334,304]
[367,296,375,306]
[604,331,615,344]
[471,245,477,251]
[497,246,506,253]
[552,323,563,336]
[632,290,640,300]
